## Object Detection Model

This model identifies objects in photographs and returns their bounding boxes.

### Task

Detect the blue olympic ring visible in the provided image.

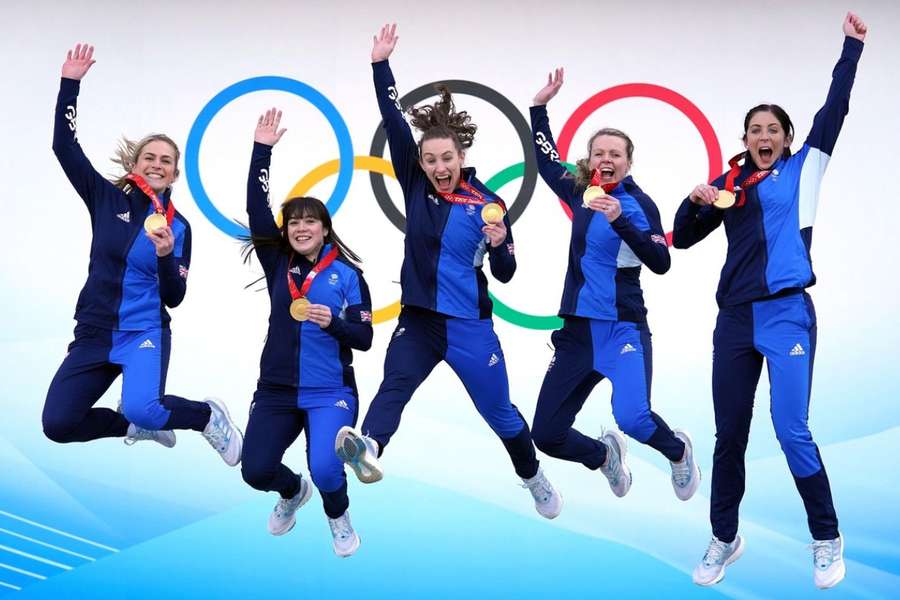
[184,76,354,239]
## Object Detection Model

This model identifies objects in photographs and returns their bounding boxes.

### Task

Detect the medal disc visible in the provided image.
[481,202,505,224]
[582,185,605,208]
[144,213,168,233]
[289,297,310,322]
[713,190,736,209]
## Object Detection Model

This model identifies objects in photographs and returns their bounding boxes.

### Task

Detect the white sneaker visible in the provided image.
[670,429,701,501]
[599,430,631,497]
[327,510,360,557]
[268,477,313,536]
[124,423,176,448]
[202,398,243,466]
[335,426,383,483]
[693,535,745,586]
[521,468,562,519]
[812,534,845,589]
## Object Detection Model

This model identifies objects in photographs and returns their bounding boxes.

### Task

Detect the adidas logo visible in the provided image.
[289,266,302,275]
[393,327,406,339]
[334,400,350,411]
[116,211,131,223]
[620,343,636,354]
[488,353,500,367]
[546,354,556,373]
[138,339,155,349]
[789,343,805,356]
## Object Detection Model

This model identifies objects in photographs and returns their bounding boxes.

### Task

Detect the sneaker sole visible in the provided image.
[335,427,383,484]
[815,533,846,589]
[207,398,244,467]
[673,429,701,501]
[605,430,632,498]
[694,535,745,586]
[334,532,361,558]
[268,481,314,536]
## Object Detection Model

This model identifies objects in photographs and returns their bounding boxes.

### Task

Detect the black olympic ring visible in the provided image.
[368,79,537,233]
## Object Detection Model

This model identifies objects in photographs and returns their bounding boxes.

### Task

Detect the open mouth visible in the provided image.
[758,146,773,162]
[435,174,452,190]
[599,167,615,180]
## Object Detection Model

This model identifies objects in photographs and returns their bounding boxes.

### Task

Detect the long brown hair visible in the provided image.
[408,85,477,152]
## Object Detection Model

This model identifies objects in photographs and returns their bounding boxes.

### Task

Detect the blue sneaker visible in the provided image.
[812,534,845,589]
[335,426,383,483]
[670,429,701,501]
[693,535,745,585]
[268,477,313,536]
[599,430,631,497]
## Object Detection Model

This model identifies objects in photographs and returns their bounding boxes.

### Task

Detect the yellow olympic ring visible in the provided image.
[279,155,401,325]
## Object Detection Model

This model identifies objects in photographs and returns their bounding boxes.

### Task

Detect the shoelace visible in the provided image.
[703,538,729,566]
[601,438,621,484]
[329,515,352,541]
[274,496,296,519]
[520,474,553,503]
[202,414,228,452]
[671,456,692,487]
[124,427,154,446]
[810,540,835,569]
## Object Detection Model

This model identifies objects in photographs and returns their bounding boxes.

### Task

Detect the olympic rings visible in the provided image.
[185,76,354,239]
[368,80,537,233]
[554,83,723,220]
[280,155,402,325]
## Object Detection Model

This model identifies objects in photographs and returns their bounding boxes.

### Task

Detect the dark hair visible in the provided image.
[241,196,361,266]
[408,84,477,153]
[742,104,794,160]
[573,128,635,187]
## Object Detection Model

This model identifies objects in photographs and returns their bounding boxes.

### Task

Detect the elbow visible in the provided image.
[357,330,374,351]
[671,232,689,250]
[164,294,185,309]
[495,265,515,283]
[650,256,671,275]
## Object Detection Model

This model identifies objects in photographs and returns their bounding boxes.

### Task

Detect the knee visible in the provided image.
[612,410,652,442]
[122,401,167,431]
[310,459,344,493]
[531,421,563,456]
[42,412,79,444]
[241,460,278,491]
[774,421,813,452]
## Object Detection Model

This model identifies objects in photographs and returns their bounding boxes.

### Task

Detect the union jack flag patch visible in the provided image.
[506,243,515,255]
[650,234,667,246]
[178,265,189,280]
[360,311,372,322]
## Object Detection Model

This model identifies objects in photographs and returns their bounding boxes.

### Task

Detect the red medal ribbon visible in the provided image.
[126,173,175,226]
[724,153,772,208]
[589,169,619,194]
[287,245,340,301]
[438,181,488,206]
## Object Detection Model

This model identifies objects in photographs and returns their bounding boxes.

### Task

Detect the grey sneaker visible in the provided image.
[693,535,745,586]
[812,534,845,589]
[202,398,243,466]
[521,468,562,519]
[327,511,360,557]
[670,429,701,501]
[335,426,383,483]
[124,423,176,448]
[599,429,631,497]
[268,477,313,536]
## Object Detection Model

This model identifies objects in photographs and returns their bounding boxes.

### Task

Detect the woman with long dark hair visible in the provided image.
[240,109,373,557]
[335,24,561,519]
[673,13,867,588]
[44,43,242,466]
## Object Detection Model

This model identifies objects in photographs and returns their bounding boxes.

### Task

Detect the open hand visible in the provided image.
[372,23,399,62]
[62,43,96,80]
[255,108,287,146]
[533,68,564,106]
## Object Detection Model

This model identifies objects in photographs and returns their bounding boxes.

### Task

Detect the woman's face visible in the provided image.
[743,111,791,169]
[588,135,631,183]
[286,213,328,259]
[419,137,465,194]
[131,140,179,193]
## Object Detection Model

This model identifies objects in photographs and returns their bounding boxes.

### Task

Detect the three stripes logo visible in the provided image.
[488,353,500,367]
[116,211,131,223]
[138,339,155,349]
[789,343,805,356]
[620,343,636,354]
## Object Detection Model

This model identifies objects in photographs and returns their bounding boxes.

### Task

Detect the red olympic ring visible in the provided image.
[554,83,723,244]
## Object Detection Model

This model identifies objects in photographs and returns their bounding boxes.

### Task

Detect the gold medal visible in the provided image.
[481,202,505,225]
[713,190,736,209]
[582,185,605,208]
[144,212,168,233]
[289,297,310,322]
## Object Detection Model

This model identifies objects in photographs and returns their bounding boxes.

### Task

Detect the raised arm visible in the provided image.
[371,24,419,195]
[804,12,866,155]
[52,43,115,212]
[245,108,286,272]
[530,68,578,207]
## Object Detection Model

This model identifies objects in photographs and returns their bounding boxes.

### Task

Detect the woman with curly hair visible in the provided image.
[335,24,561,519]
